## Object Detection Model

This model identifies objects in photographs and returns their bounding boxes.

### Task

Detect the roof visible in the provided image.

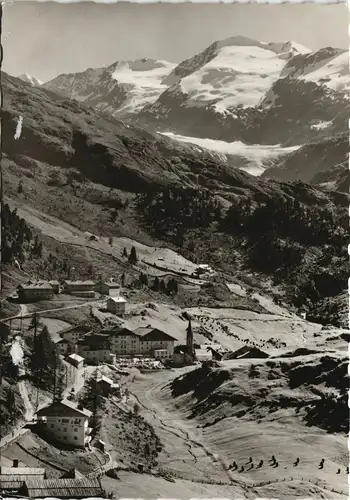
[55,338,70,344]
[18,283,53,291]
[108,296,127,303]
[134,327,178,341]
[225,345,269,360]
[49,280,60,285]
[64,280,95,286]
[97,375,114,386]
[36,399,92,418]
[0,480,24,490]
[105,326,135,337]
[59,324,92,336]
[67,353,84,363]
[0,468,45,476]
[99,280,120,288]
[60,468,85,479]
[24,477,104,498]
[77,334,110,349]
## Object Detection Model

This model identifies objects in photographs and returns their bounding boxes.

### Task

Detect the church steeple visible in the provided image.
[186,319,193,354]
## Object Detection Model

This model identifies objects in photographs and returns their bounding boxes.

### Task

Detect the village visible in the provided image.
[0,268,232,499]
[0,255,347,499]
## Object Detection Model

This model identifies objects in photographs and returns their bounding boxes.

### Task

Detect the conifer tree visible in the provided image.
[128,246,138,265]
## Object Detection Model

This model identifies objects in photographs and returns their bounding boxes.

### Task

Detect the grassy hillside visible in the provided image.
[170,353,348,433]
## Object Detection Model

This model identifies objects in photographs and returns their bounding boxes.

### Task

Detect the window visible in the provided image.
[64,436,67,440]
[74,436,78,440]
[74,428,78,432]
[63,428,67,432]
[50,424,54,428]
[62,418,69,423]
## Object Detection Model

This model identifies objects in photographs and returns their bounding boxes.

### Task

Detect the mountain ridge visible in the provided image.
[41,37,348,150]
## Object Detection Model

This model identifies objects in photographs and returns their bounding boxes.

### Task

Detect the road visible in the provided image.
[2,299,105,324]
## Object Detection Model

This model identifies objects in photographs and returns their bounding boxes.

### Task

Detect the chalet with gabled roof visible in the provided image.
[36,400,92,448]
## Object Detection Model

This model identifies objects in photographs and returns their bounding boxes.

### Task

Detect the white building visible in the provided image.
[66,353,84,369]
[108,326,176,359]
[36,400,93,449]
[154,349,169,360]
[107,296,127,316]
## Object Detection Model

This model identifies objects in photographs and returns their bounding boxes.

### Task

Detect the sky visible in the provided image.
[2,1,348,82]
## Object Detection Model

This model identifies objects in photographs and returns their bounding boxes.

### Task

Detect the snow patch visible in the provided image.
[300,51,349,93]
[111,59,176,114]
[162,132,300,176]
[14,116,23,140]
[19,73,43,86]
[10,338,24,366]
[311,120,333,130]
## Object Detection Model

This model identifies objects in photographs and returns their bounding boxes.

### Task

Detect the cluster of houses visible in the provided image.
[56,323,178,363]
[0,461,105,498]
[16,278,122,303]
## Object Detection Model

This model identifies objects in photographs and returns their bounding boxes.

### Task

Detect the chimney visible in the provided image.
[13,459,19,468]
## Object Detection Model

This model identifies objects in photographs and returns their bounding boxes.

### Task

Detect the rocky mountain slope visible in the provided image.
[261,132,348,191]
[1,71,348,326]
[43,58,176,118]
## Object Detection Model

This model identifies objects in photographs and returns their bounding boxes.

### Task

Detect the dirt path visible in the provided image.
[18,381,34,422]
[2,299,105,323]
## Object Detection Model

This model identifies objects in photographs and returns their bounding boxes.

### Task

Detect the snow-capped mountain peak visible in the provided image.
[172,36,312,114]
[18,74,43,86]
[42,36,347,149]
[43,58,176,118]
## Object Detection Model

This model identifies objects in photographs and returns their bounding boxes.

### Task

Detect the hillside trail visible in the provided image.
[3,299,105,323]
